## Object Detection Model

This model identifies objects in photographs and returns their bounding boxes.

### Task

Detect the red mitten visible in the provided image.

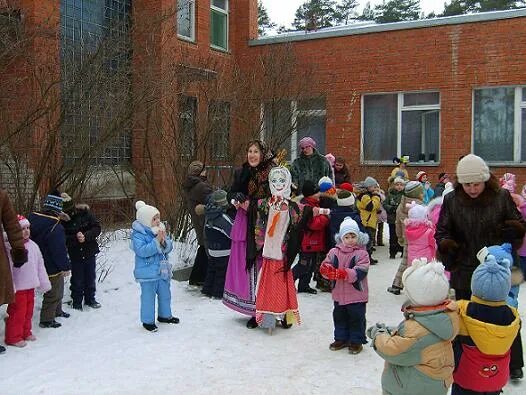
[335,268,347,280]
[320,263,336,280]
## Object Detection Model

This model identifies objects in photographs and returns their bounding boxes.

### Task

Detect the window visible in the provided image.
[177,0,195,41]
[208,101,230,160]
[473,86,526,163]
[179,96,197,158]
[362,92,440,163]
[262,98,326,160]
[210,0,228,50]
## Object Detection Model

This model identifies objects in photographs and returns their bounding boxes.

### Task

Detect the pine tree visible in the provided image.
[477,0,526,11]
[374,0,421,23]
[258,1,276,36]
[357,1,376,21]
[441,0,524,16]
[335,0,359,25]
[292,0,338,31]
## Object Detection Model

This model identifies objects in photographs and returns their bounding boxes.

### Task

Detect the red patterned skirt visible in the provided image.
[255,258,300,327]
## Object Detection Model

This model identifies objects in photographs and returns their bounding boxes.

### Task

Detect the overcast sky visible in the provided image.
[261,0,446,28]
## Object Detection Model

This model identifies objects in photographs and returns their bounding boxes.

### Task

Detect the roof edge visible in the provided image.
[249,8,526,46]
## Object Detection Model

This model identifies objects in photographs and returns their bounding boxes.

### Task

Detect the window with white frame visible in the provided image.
[262,98,326,160]
[210,0,228,50]
[177,0,195,41]
[362,92,440,163]
[473,87,526,163]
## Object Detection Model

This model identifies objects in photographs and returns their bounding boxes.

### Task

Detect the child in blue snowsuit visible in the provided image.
[132,201,179,332]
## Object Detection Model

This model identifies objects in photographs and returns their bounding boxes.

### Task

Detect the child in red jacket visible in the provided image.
[292,180,330,294]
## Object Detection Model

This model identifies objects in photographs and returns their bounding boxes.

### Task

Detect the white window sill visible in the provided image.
[486,162,526,167]
[362,161,440,167]
[177,34,196,44]
[210,44,230,54]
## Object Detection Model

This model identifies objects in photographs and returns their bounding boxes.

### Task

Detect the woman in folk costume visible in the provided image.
[223,140,275,329]
[255,167,326,334]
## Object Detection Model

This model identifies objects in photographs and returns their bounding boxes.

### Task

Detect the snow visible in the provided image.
[1,232,525,395]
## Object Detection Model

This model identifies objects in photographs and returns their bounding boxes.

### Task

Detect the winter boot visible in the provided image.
[246,317,258,329]
[7,340,27,348]
[158,316,180,324]
[72,303,83,311]
[85,300,101,309]
[39,320,62,328]
[0,345,5,354]
[510,368,524,380]
[349,344,363,354]
[387,286,402,295]
[56,311,70,318]
[329,340,349,351]
[142,323,158,332]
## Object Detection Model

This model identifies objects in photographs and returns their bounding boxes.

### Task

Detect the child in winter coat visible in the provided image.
[384,177,405,259]
[292,180,329,294]
[368,259,459,395]
[415,171,435,204]
[404,202,436,266]
[202,190,234,299]
[327,186,363,250]
[355,176,382,264]
[132,201,178,332]
[4,215,51,347]
[452,243,521,394]
[29,192,71,329]
[387,181,424,295]
[320,217,370,354]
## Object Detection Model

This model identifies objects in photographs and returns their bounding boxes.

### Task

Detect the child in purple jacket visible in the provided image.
[320,217,370,355]
[4,215,51,347]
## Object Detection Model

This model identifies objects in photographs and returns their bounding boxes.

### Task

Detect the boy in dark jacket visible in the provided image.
[293,180,330,294]
[384,177,405,259]
[28,192,71,329]
[327,188,363,250]
[202,190,234,299]
[453,243,520,394]
[61,194,102,310]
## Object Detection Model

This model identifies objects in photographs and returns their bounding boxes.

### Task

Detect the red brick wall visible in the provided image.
[236,14,526,189]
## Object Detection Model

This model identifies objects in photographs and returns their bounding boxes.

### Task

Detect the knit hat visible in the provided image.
[473,243,512,302]
[210,189,228,207]
[336,217,368,246]
[318,176,334,193]
[43,193,63,213]
[438,172,449,183]
[17,214,30,228]
[416,171,427,182]
[407,201,427,221]
[363,176,378,189]
[302,180,319,198]
[298,136,316,149]
[187,160,205,176]
[393,177,406,185]
[61,192,74,213]
[325,153,335,167]
[136,200,160,228]
[339,182,353,192]
[402,259,450,307]
[404,181,424,199]
[456,154,490,184]
[500,172,516,193]
[401,155,409,164]
[337,189,355,207]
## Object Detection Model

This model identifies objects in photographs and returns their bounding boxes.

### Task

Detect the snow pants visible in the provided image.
[333,301,367,345]
[140,279,172,325]
[202,255,228,298]
[5,289,35,344]
[70,255,97,305]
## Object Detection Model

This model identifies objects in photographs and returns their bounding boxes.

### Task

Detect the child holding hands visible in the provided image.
[132,201,179,332]
[320,217,370,354]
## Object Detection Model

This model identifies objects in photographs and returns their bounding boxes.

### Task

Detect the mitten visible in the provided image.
[11,248,28,268]
[367,323,388,339]
[320,263,336,280]
[334,268,347,280]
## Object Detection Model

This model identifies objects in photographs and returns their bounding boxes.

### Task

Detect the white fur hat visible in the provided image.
[136,200,160,228]
[407,201,427,221]
[402,259,450,306]
[336,217,369,246]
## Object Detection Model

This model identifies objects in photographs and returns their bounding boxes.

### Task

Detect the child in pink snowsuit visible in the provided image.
[404,202,436,266]
[4,215,51,347]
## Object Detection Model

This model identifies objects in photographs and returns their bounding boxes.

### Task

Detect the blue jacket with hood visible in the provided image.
[131,220,173,281]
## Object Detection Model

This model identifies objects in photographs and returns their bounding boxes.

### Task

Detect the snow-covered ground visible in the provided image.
[1,233,525,395]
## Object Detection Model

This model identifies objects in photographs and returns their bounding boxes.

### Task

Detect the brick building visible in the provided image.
[1,0,526,210]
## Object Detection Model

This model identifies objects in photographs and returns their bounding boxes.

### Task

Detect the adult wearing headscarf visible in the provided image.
[182,161,213,286]
[223,140,274,328]
[291,136,332,193]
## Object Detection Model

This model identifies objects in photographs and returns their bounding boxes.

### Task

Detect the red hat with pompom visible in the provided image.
[17,214,30,227]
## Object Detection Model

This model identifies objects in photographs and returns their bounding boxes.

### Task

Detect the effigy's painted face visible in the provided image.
[269,167,291,199]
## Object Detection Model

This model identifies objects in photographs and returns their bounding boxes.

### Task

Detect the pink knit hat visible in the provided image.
[17,214,30,228]
[299,137,316,149]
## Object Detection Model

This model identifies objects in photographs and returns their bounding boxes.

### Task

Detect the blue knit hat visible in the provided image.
[43,193,63,213]
[318,176,333,193]
[472,243,512,302]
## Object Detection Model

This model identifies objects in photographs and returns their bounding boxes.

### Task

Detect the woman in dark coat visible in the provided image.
[435,154,526,381]
[223,140,274,328]
[183,161,213,286]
